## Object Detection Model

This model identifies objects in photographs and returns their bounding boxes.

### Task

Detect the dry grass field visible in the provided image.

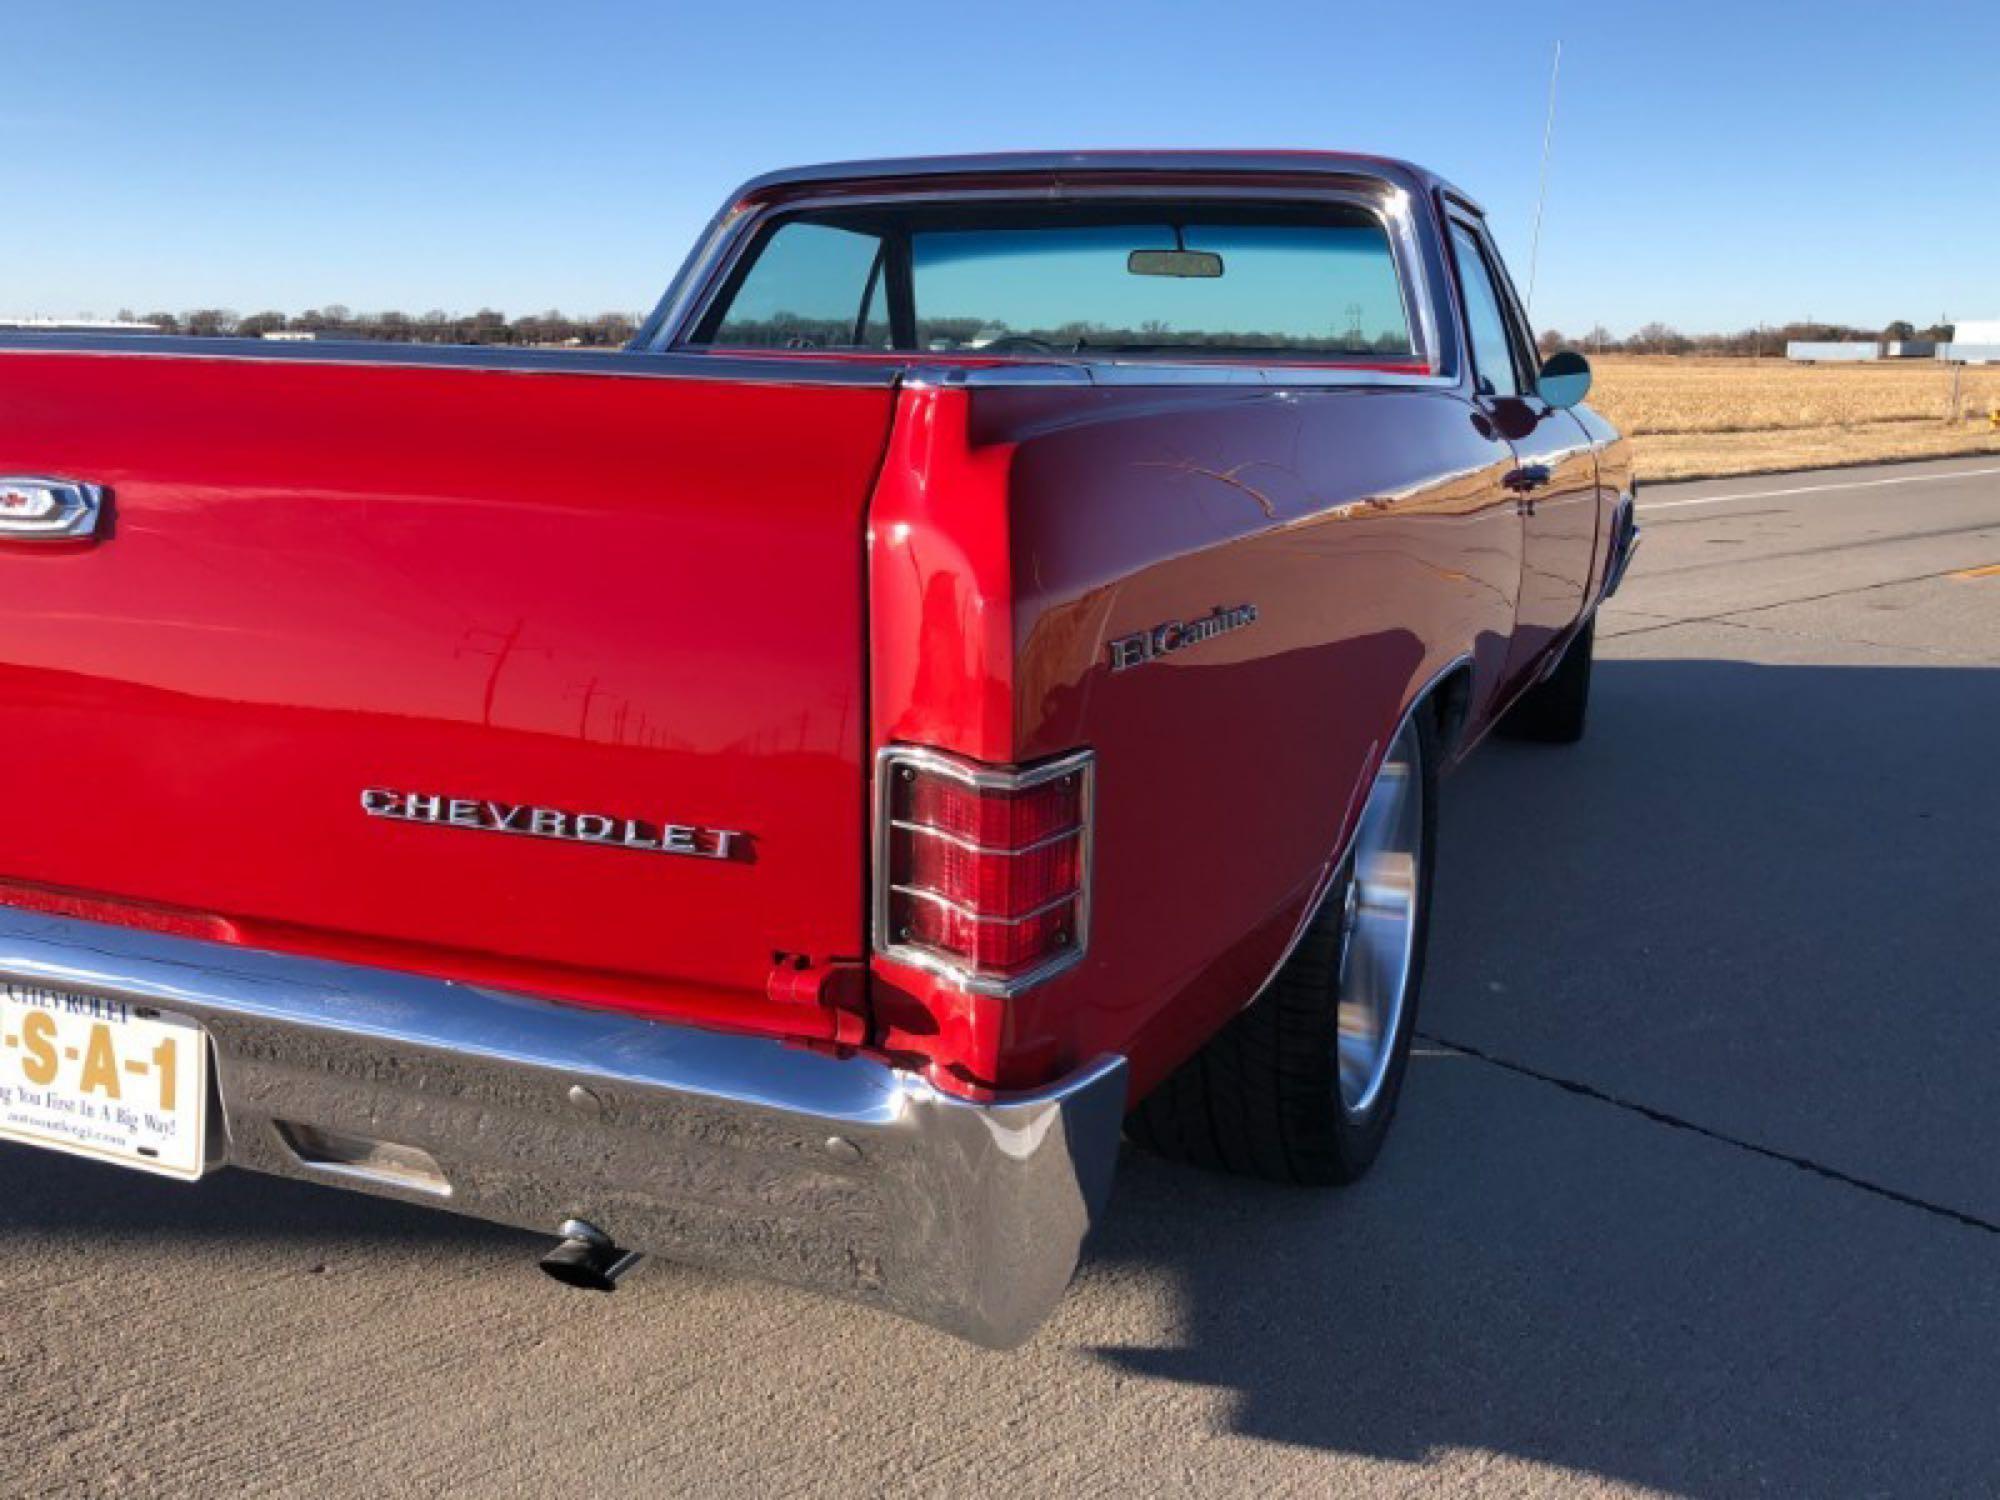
[1587,355,2000,480]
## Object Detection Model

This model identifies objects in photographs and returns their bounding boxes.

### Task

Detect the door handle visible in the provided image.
[1503,464,1553,494]
[0,478,105,542]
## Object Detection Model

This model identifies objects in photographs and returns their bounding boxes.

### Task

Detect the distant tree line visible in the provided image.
[107,307,1404,354]
[712,312,1414,355]
[88,307,1958,359]
[1538,319,1957,358]
[115,306,642,347]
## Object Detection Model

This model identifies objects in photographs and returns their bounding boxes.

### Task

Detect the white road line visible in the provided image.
[1638,464,2000,513]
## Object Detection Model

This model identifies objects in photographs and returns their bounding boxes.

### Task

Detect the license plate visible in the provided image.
[0,982,208,1180]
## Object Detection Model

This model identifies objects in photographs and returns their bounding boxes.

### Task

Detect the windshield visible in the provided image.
[694,203,1417,360]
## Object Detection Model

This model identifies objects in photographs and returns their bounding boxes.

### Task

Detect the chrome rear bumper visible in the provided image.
[0,908,1126,1348]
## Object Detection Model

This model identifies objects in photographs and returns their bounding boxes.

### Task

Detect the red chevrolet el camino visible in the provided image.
[0,152,1635,1345]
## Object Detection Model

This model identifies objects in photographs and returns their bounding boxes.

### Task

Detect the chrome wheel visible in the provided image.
[1335,718,1424,1117]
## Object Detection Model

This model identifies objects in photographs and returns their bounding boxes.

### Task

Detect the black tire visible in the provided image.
[1498,613,1594,743]
[1127,706,1439,1186]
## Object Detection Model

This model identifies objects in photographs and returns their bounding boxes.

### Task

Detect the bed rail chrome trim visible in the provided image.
[902,361,1457,391]
[0,333,900,388]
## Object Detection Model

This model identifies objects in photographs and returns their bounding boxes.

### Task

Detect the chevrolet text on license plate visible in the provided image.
[0,983,208,1180]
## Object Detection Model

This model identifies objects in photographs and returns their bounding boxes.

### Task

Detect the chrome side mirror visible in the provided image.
[1536,349,1592,409]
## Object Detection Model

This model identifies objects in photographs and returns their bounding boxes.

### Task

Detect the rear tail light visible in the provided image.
[875,747,1093,995]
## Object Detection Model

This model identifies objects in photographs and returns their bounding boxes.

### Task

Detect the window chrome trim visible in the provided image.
[634,200,758,353]
[651,178,1456,391]
[874,746,1095,998]
[1442,204,1541,400]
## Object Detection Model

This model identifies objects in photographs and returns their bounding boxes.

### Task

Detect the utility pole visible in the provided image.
[1944,310,1959,424]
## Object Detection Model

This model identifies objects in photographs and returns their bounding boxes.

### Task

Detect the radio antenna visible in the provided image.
[1525,39,1562,317]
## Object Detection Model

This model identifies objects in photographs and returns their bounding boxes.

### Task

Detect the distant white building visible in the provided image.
[1786,341,1880,362]
[1948,319,2000,364]
[0,316,160,333]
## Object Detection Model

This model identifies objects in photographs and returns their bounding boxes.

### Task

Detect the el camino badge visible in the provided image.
[1108,603,1258,672]
[362,789,741,860]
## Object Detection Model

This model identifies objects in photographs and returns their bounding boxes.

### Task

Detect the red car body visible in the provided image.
[0,152,1633,1344]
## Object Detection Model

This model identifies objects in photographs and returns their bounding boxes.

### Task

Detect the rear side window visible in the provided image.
[695,204,1417,360]
[707,222,887,349]
[1448,222,1523,398]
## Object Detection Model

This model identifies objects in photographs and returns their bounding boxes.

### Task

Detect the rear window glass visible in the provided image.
[696,204,1414,360]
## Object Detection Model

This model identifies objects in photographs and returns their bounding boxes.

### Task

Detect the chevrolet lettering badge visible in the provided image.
[362,789,741,860]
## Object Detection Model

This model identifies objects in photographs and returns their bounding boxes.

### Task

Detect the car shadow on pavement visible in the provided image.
[1082,655,2000,1493]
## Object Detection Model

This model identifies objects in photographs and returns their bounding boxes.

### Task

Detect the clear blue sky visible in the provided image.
[6,0,1995,337]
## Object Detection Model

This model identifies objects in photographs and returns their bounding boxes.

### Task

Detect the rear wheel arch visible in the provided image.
[1128,695,1440,1184]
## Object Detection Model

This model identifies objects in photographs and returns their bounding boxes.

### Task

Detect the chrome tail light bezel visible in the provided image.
[873,745,1094,997]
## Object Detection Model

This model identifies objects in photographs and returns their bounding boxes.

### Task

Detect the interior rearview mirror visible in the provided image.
[1128,249,1224,279]
[1537,349,1592,409]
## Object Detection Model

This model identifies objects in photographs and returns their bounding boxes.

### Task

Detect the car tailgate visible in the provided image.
[0,345,894,1036]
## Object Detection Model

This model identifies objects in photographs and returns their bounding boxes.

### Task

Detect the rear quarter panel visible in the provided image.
[870,380,1522,1096]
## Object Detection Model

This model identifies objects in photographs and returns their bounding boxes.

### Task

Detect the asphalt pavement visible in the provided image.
[6,455,1999,1497]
